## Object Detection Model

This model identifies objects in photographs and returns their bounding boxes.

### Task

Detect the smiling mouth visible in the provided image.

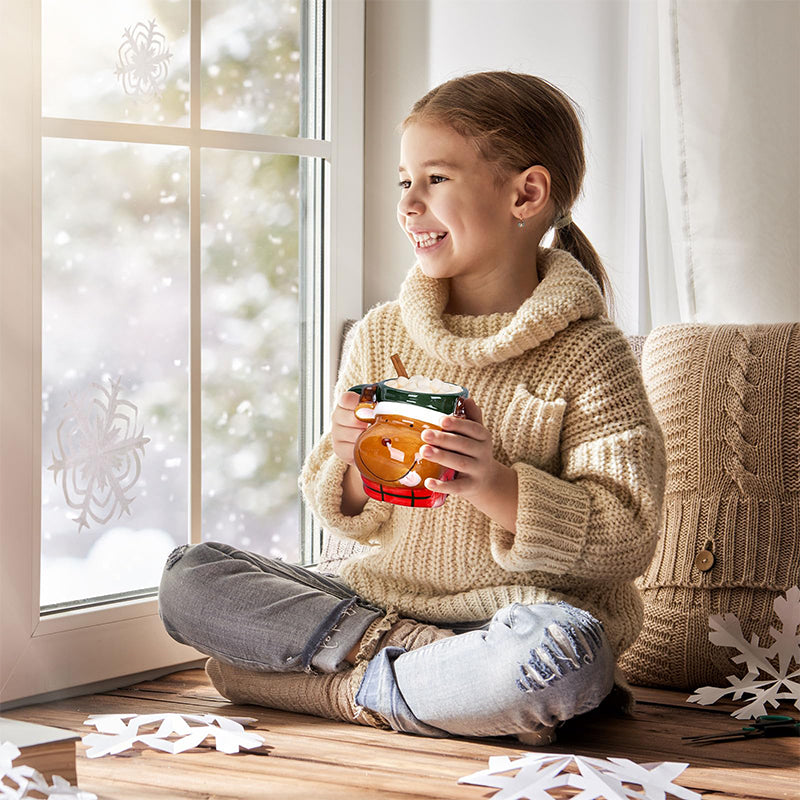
[359,461,419,485]
[412,232,448,249]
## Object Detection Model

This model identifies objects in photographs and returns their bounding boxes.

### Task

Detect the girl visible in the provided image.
[159,71,666,744]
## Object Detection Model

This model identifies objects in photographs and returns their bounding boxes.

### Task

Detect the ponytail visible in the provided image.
[552,221,614,317]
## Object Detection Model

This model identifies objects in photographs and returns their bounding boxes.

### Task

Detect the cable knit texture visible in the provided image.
[619,323,800,689]
[301,249,666,659]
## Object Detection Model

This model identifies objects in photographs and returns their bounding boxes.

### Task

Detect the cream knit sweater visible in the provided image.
[301,249,667,657]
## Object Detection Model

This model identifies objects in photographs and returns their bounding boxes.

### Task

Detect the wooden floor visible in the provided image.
[3,668,798,800]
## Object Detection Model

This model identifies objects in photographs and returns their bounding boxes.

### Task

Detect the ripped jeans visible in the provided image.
[158,542,615,739]
[357,602,615,738]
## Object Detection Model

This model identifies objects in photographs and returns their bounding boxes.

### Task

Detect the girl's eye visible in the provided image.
[397,175,447,190]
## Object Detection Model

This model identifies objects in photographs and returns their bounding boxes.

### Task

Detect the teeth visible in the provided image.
[412,232,446,247]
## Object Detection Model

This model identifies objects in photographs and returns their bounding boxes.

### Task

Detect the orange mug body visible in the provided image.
[351,380,467,508]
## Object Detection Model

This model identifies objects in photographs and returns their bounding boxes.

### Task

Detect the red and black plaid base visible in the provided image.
[361,471,455,508]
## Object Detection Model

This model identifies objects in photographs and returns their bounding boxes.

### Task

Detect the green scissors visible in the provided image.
[683,715,800,745]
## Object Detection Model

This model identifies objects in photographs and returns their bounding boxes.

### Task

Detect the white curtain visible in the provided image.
[640,0,800,326]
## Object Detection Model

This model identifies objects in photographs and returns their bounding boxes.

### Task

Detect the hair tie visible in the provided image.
[554,212,572,230]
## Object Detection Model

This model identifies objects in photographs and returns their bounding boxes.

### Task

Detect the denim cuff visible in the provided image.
[355,646,448,738]
[310,602,382,673]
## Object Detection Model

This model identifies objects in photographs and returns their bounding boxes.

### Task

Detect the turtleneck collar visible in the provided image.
[398,248,606,367]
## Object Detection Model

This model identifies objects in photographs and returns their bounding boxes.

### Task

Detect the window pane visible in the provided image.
[41,139,189,609]
[201,0,301,136]
[42,0,190,126]
[202,150,306,561]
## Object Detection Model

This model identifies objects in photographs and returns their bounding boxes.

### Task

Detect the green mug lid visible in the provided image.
[350,379,468,414]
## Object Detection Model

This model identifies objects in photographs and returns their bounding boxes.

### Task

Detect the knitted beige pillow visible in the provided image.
[620,323,800,690]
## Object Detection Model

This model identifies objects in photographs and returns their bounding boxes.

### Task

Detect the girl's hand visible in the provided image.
[420,397,518,532]
[331,391,369,515]
[331,391,368,466]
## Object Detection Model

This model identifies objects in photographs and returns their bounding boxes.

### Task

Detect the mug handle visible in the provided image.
[454,396,467,418]
[354,383,379,421]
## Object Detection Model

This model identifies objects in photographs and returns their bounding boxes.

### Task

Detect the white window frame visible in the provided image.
[0,0,364,707]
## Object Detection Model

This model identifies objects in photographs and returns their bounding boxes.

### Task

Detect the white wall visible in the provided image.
[364,0,640,330]
[363,0,431,311]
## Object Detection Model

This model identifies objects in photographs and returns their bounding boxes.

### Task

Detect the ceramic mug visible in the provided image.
[350,379,468,508]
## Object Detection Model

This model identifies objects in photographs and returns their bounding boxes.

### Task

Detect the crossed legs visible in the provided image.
[158,542,614,739]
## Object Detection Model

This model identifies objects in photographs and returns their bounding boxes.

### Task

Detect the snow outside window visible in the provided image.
[41,1,312,610]
[0,0,365,705]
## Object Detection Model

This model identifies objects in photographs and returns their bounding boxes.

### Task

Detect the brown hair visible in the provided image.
[404,71,612,308]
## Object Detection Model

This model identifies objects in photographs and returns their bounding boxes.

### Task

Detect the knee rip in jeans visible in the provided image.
[516,617,605,693]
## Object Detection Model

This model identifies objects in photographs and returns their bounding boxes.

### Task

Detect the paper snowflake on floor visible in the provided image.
[81,713,265,757]
[687,586,800,720]
[48,378,150,533]
[459,752,700,800]
[114,18,172,100]
[0,740,96,799]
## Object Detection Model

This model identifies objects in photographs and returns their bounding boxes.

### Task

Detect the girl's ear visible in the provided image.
[512,165,551,220]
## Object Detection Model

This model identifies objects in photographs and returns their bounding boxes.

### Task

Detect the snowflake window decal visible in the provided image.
[114,18,172,101]
[48,378,150,533]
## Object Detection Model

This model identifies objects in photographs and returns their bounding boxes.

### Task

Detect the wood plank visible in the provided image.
[76,745,491,800]
[632,684,758,716]
[116,672,798,770]
[698,795,800,800]
[4,697,513,799]
[675,766,800,800]
[553,706,799,787]
[4,668,797,800]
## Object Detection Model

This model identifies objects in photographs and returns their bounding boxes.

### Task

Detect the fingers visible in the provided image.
[332,391,367,428]
[421,419,488,450]
[461,396,483,424]
[424,473,470,496]
[337,390,362,411]
[418,429,488,485]
[419,446,474,475]
[331,391,367,465]
[419,402,491,490]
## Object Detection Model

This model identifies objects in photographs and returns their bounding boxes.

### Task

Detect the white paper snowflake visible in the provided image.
[48,378,150,533]
[459,752,701,800]
[81,713,265,757]
[0,740,97,800]
[114,18,172,100]
[687,586,800,720]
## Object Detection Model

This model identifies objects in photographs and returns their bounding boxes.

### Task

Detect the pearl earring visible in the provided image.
[517,219,525,228]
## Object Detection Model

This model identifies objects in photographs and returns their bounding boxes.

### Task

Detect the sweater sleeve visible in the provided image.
[489,331,666,582]
[299,316,394,544]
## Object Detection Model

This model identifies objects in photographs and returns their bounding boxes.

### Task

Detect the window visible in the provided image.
[0,0,364,706]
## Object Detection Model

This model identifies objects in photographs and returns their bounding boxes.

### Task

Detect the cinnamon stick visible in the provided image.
[390,353,409,379]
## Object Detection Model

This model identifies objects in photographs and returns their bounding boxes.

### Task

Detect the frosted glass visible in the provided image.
[42,0,190,126]
[201,0,301,136]
[41,138,189,608]
[201,149,303,561]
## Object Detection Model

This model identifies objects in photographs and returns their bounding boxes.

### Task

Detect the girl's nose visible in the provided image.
[397,189,423,217]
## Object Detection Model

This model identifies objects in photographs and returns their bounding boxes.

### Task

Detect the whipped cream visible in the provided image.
[385,374,462,394]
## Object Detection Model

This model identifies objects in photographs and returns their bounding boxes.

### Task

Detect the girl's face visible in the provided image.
[397,122,517,283]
